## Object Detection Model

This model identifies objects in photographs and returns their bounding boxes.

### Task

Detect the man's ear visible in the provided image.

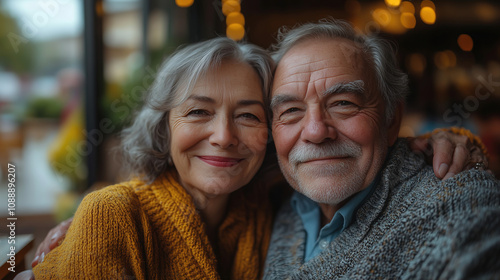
[387,102,404,146]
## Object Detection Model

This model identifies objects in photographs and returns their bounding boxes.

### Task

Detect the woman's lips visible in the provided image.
[198,156,243,167]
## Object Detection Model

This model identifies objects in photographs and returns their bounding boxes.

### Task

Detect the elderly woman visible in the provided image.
[33,37,275,279]
[27,36,486,279]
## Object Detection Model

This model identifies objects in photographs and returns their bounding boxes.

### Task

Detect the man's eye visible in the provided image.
[338,100,354,106]
[281,107,300,115]
[327,100,360,116]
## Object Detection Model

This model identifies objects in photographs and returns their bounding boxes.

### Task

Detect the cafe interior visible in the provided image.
[0,0,499,275]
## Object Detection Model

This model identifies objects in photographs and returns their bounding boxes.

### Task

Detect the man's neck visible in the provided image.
[318,203,345,227]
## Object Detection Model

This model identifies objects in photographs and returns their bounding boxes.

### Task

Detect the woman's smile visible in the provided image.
[197,156,244,167]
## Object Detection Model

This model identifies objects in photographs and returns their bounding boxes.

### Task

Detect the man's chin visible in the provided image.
[293,175,363,205]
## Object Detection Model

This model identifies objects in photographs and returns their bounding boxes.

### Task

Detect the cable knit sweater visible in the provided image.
[263,139,500,280]
[33,171,273,279]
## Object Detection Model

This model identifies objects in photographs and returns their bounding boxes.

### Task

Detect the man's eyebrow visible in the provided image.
[323,80,365,96]
[270,94,301,111]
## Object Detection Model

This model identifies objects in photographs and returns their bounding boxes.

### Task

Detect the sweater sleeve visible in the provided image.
[439,210,500,280]
[33,185,149,279]
[405,172,500,280]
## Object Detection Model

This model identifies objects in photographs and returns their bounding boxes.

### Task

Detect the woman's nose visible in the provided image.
[209,116,238,148]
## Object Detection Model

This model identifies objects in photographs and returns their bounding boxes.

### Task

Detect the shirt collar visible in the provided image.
[291,172,381,237]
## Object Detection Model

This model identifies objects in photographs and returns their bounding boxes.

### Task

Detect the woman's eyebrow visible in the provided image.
[187,95,216,103]
[188,95,265,110]
[238,99,266,110]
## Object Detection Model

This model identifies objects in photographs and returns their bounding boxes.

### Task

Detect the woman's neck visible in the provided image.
[180,182,229,242]
[197,195,229,242]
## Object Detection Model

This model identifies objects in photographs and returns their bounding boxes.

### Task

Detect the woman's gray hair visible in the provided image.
[271,18,408,123]
[121,37,275,182]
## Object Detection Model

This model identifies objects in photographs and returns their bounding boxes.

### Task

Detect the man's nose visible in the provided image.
[209,116,238,148]
[301,108,337,144]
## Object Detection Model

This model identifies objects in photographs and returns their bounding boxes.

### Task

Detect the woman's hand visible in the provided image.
[13,270,35,280]
[409,129,488,180]
[31,217,73,268]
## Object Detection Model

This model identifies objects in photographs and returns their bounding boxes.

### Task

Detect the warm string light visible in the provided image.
[420,6,436,25]
[400,12,416,29]
[378,0,436,30]
[458,34,474,52]
[419,0,436,25]
[385,0,401,8]
[222,0,245,41]
[175,0,194,8]
[174,0,245,41]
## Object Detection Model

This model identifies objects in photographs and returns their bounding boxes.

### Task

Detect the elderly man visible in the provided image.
[263,19,500,279]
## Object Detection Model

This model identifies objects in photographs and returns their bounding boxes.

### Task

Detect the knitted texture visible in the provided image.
[263,139,500,280]
[33,171,272,279]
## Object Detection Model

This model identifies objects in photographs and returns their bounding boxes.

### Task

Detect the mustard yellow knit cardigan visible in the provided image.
[33,172,273,279]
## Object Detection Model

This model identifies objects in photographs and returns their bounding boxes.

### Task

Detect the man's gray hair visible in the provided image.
[121,37,275,182]
[271,18,408,122]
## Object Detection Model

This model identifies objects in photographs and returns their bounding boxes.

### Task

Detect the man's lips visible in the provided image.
[300,156,350,164]
[198,156,244,167]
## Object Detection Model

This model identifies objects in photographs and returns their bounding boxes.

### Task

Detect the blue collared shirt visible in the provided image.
[291,176,379,261]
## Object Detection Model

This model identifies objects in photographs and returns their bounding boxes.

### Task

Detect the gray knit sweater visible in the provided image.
[263,139,500,280]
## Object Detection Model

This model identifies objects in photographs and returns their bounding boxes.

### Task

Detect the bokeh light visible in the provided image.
[373,8,392,27]
[399,1,415,14]
[406,53,427,76]
[227,23,245,41]
[175,0,194,8]
[444,50,457,67]
[458,34,474,51]
[434,50,456,69]
[475,3,497,22]
[420,6,436,24]
[401,12,416,29]
[421,0,436,10]
[222,0,241,16]
[226,12,245,26]
[385,0,401,8]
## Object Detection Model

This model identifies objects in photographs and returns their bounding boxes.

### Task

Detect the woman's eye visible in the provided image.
[187,109,209,116]
[239,113,261,122]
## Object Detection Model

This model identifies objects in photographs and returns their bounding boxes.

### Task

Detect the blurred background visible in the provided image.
[0,0,499,271]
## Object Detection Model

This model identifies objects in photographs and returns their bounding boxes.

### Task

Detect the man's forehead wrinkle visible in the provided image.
[277,63,355,86]
[275,72,311,90]
[311,74,358,89]
[273,78,307,93]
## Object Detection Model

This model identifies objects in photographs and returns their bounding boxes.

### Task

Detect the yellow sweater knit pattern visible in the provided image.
[33,172,273,279]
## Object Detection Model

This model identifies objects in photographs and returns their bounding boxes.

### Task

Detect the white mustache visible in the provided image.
[289,141,362,165]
